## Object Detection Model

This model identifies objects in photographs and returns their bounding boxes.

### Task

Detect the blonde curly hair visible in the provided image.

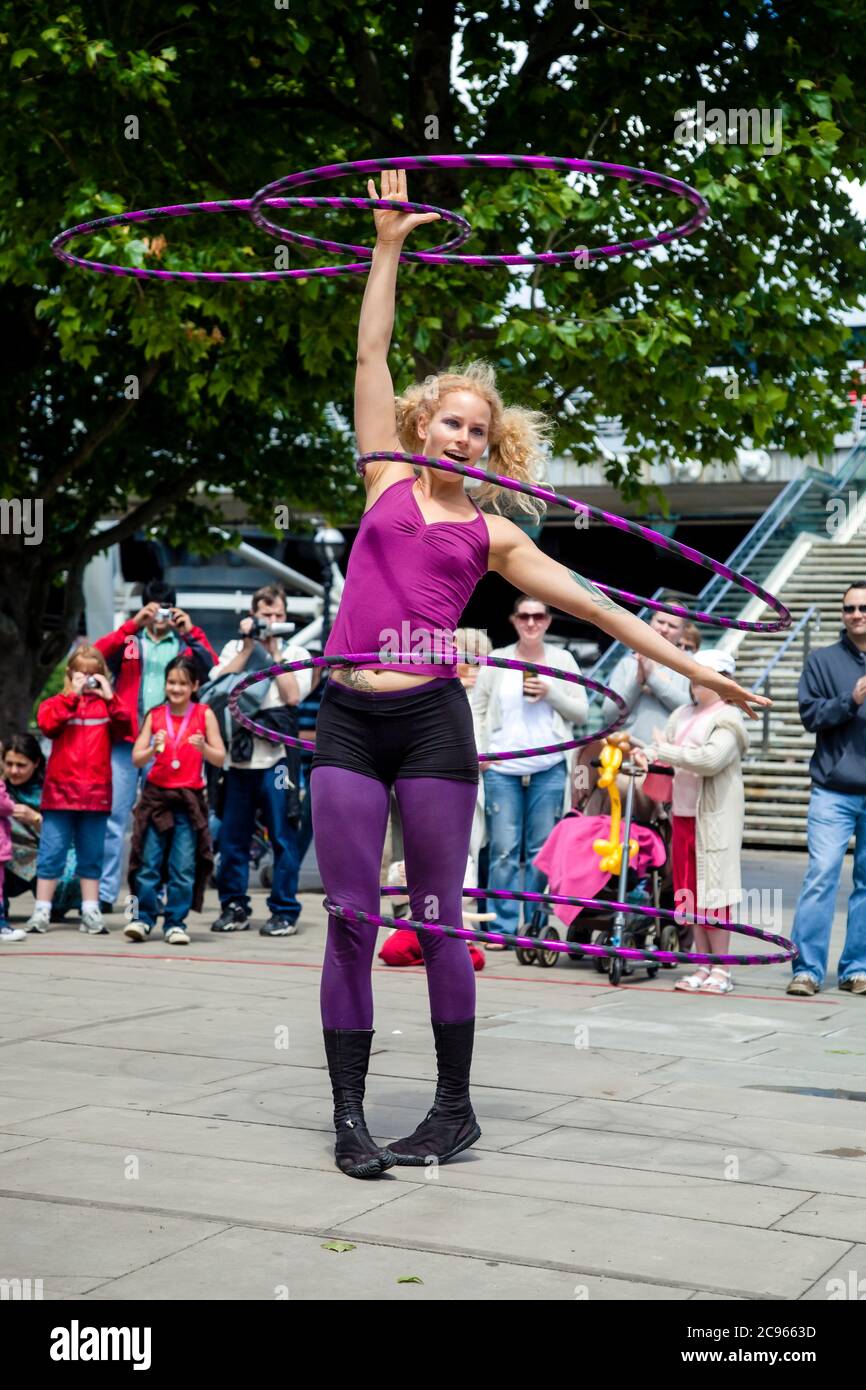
[394,360,553,524]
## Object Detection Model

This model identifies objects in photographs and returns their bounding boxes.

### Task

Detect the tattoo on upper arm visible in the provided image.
[567,568,619,613]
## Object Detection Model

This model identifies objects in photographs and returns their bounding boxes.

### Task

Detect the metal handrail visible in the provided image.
[749,605,820,755]
[700,469,838,616]
[587,434,866,693]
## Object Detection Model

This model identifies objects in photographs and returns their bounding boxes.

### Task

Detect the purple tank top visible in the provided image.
[325,476,490,678]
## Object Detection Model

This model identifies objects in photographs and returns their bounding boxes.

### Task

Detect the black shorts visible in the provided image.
[311,676,479,786]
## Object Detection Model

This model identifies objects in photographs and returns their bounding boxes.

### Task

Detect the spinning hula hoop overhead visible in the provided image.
[52,152,795,969]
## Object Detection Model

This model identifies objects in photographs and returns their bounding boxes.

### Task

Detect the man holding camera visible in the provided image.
[94,579,217,914]
[210,584,312,937]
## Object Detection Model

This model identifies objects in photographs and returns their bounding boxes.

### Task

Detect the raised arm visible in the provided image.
[355,170,440,489]
[490,521,771,720]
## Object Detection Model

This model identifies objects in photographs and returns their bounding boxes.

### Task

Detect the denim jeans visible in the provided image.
[216,760,302,920]
[135,811,195,933]
[38,810,109,881]
[296,758,314,867]
[99,742,144,905]
[791,785,866,985]
[483,761,567,935]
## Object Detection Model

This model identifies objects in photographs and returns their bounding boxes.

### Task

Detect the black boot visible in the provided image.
[322,1029,395,1179]
[387,1018,481,1166]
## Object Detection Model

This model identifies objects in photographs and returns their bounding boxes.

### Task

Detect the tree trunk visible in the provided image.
[0,544,82,734]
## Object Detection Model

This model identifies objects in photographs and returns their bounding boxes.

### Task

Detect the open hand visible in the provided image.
[369,169,441,244]
[690,669,771,720]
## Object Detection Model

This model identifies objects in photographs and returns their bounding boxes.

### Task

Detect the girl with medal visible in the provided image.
[127,656,225,944]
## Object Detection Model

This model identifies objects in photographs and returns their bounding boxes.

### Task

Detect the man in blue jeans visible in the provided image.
[788,581,866,996]
[210,586,311,937]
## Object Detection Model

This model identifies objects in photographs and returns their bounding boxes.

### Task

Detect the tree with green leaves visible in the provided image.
[2,0,865,729]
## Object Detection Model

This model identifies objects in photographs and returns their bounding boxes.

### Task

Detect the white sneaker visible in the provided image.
[123,921,151,942]
[164,926,190,945]
[79,907,109,935]
[25,906,51,934]
[0,925,26,942]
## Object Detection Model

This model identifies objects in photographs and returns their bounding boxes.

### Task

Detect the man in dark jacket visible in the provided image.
[788,582,866,996]
[94,580,217,914]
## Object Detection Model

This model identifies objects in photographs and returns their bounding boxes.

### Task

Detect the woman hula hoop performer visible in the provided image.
[312,168,770,1180]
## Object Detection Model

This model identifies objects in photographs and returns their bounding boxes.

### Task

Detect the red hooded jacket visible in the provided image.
[37,691,134,812]
[94,618,217,742]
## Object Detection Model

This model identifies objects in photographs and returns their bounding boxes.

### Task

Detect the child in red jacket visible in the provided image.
[27,646,132,936]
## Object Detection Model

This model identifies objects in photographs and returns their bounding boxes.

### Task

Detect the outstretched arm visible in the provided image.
[491,524,771,720]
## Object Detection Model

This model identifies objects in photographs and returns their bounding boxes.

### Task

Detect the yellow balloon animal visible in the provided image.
[592,741,639,876]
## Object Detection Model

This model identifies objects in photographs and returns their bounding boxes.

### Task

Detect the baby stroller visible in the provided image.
[515,740,679,985]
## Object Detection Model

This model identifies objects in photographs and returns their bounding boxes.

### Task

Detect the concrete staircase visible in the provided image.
[736,534,866,847]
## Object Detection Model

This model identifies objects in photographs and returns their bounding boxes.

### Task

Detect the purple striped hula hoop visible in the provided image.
[227,653,629,762]
[329,888,796,967]
[229,657,797,968]
[249,153,710,264]
[359,452,792,633]
[50,196,469,282]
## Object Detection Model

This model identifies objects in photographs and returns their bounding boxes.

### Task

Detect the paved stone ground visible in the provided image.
[1,849,865,1302]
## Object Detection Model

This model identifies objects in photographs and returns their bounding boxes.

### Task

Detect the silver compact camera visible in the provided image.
[156,606,174,622]
[85,675,100,690]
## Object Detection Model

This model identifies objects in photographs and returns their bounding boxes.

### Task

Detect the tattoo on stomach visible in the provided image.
[568,568,619,612]
[338,667,378,691]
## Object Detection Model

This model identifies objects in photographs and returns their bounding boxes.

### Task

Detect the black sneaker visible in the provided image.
[259,915,299,937]
[211,904,251,932]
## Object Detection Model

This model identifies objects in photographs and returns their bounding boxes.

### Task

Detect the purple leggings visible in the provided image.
[311,765,479,1028]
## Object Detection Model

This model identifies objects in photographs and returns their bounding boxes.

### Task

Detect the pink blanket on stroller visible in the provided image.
[532,813,667,926]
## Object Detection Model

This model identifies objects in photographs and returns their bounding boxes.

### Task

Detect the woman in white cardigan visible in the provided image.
[634,648,749,995]
[471,596,588,943]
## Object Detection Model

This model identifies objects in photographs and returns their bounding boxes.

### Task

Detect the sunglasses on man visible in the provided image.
[843,604,866,614]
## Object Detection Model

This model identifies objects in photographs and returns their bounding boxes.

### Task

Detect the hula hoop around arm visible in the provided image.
[248,154,709,264]
[358,452,792,633]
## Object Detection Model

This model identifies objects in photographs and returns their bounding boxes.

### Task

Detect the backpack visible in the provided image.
[198,644,302,822]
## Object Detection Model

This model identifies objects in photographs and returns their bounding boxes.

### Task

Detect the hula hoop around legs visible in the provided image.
[227,656,795,971]
[333,890,796,968]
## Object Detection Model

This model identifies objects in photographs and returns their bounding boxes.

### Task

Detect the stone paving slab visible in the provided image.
[635,1081,866,1126]
[773,1195,866,1243]
[0,1137,410,1228]
[508,1127,866,1199]
[0,1194,228,1282]
[2,1040,278,1090]
[10,1100,559,1158]
[178,1064,570,1121]
[334,1185,847,1300]
[358,1150,809,1228]
[67,1225,696,1302]
[799,1244,866,1299]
